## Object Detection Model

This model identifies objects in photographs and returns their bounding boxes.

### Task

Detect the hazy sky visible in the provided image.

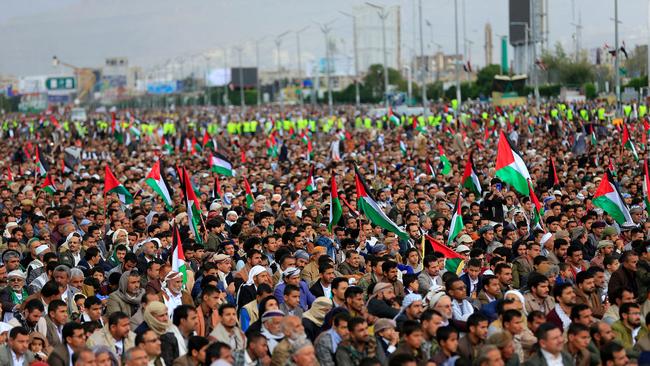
[1,0,649,77]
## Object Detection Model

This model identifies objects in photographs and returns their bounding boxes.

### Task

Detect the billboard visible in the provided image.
[306,56,355,78]
[18,76,49,94]
[230,68,258,88]
[205,68,232,87]
[146,81,178,94]
[509,0,530,46]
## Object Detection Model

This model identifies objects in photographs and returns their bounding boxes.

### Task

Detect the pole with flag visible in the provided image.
[243,176,254,209]
[528,180,545,230]
[447,193,464,245]
[171,225,188,286]
[354,166,409,241]
[547,156,560,189]
[593,171,634,226]
[145,160,173,211]
[461,153,481,196]
[622,123,639,161]
[104,166,133,204]
[495,130,531,196]
[305,166,316,193]
[424,235,465,275]
[438,144,451,175]
[182,168,204,244]
[328,171,343,232]
[41,174,56,195]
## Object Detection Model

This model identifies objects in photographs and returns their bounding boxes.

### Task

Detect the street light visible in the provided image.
[275,30,291,114]
[234,46,245,113]
[295,26,310,107]
[316,20,336,116]
[418,0,427,116]
[255,37,267,106]
[366,2,390,110]
[340,11,361,107]
[453,0,461,117]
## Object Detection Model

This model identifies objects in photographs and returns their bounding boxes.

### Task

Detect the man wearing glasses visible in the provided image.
[47,322,87,366]
[136,329,164,366]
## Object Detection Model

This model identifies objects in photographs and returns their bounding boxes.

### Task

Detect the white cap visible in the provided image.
[455,245,471,254]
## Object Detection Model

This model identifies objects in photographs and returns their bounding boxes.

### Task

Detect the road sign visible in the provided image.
[46,77,76,91]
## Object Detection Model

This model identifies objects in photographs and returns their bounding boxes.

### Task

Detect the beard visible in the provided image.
[289,332,307,343]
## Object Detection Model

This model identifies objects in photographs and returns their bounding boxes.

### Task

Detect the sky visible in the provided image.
[1,0,649,77]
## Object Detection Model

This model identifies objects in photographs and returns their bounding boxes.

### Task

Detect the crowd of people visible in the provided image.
[0,100,646,366]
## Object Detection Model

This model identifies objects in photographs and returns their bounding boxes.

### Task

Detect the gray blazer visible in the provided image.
[0,344,35,366]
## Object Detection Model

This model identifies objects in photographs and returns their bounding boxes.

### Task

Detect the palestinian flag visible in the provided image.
[306,139,313,161]
[182,168,204,244]
[243,176,254,208]
[400,140,408,157]
[461,153,481,195]
[425,235,465,275]
[354,166,409,241]
[427,159,437,178]
[171,225,188,285]
[112,113,124,144]
[622,124,639,161]
[41,174,56,195]
[495,130,531,196]
[6,166,13,185]
[210,153,235,177]
[306,166,316,193]
[528,180,545,229]
[547,156,560,189]
[266,135,278,157]
[645,159,650,216]
[202,131,216,150]
[49,115,61,129]
[590,125,597,146]
[162,136,174,154]
[104,166,133,204]
[644,119,650,146]
[191,137,201,155]
[447,194,464,245]
[388,107,401,125]
[34,147,47,177]
[212,175,222,200]
[593,171,633,225]
[438,145,451,175]
[145,160,173,211]
[328,172,343,231]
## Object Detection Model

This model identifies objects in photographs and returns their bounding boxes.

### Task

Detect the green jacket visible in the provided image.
[611,320,649,350]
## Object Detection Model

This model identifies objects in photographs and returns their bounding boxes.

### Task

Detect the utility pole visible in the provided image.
[614,0,621,115]
[295,26,309,107]
[234,46,245,113]
[275,31,290,115]
[418,0,427,115]
[366,2,391,110]
[454,0,461,117]
[221,49,229,106]
[255,37,266,106]
[317,21,336,116]
[340,11,361,107]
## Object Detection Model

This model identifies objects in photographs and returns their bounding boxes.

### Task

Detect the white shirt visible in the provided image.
[540,349,564,366]
[115,339,124,357]
[67,344,75,366]
[322,284,332,299]
[244,350,257,366]
[632,326,641,345]
[10,349,24,366]
[554,304,572,331]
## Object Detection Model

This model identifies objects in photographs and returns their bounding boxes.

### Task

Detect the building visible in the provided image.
[414,52,463,83]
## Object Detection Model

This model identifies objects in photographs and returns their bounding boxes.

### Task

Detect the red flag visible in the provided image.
[111,112,116,134]
[50,115,61,129]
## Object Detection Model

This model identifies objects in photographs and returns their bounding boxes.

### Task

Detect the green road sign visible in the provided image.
[46,77,76,91]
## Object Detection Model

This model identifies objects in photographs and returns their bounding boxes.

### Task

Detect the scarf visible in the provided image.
[260,325,284,353]
[143,301,170,336]
[116,270,145,312]
[302,296,333,327]
[10,288,27,305]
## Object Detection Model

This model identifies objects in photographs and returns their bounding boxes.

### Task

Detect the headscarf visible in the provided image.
[116,270,145,306]
[504,290,528,316]
[246,265,267,286]
[393,293,423,320]
[112,229,129,247]
[143,301,170,336]
[303,297,333,327]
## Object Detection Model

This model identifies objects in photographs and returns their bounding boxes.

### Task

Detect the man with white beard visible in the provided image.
[270,315,307,366]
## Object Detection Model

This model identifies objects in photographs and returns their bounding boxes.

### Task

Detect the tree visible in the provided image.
[475,64,501,97]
